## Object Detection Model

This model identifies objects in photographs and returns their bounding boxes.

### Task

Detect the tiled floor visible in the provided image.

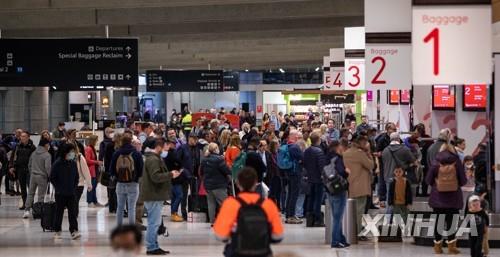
[0,185,498,257]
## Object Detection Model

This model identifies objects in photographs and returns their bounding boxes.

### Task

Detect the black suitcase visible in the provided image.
[32,202,44,219]
[41,201,57,232]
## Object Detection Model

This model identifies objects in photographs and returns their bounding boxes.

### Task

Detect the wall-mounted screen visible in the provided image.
[432,85,455,111]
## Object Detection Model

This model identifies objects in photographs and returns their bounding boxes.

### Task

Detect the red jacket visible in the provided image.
[85,146,98,178]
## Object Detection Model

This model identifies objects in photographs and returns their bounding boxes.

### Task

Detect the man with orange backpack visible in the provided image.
[214,167,284,257]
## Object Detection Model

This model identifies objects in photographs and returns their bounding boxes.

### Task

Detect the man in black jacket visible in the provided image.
[303,131,326,227]
[245,138,266,184]
[9,131,36,209]
[474,143,487,186]
[99,127,115,212]
[375,122,396,207]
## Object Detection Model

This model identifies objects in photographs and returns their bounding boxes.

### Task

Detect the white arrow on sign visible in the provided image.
[126,46,131,51]
[126,53,132,59]
[125,74,131,80]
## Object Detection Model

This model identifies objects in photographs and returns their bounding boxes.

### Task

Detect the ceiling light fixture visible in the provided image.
[315,67,320,72]
[279,68,285,73]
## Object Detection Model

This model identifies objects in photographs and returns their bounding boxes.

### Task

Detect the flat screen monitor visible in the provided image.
[400,90,411,104]
[463,84,487,111]
[388,90,400,105]
[432,85,455,110]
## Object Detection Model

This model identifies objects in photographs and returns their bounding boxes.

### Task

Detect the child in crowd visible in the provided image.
[462,155,476,191]
[467,195,489,257]
[387,168,412,223]
[465,184,490,256]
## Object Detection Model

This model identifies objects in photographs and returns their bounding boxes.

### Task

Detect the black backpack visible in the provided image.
[322,157,348,195]
[232,197,271,257]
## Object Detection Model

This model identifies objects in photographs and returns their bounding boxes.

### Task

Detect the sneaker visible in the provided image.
[94,202,104,207]
[53,232,62,240]
[358,236,369,241]
[22,210,30,219]
[71,231,81,240]
[285,217,303,224]
[331,243,346,248]
[146,248,167,255]
[159,249,170,254]
[88,203,95,208]
[170,213,184,222]
[340,242,350,247]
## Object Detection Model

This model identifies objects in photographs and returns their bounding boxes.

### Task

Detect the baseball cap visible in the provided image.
[468,195,481,204]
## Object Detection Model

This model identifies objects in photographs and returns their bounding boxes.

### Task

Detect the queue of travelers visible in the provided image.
[0,107,491,257]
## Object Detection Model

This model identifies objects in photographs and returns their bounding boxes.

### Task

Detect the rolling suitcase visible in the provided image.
[41,185,56,232]
[32,202,44,219]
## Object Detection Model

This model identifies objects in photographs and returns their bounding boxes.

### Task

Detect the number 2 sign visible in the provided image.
[344,59,365,90]
[365,44,411,90]
[412,5,491,85]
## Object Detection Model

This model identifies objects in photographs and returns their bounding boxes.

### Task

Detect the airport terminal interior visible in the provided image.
[2,0,500,257]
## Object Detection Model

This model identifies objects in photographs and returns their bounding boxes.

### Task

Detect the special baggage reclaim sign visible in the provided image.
[0,38,138,90]
[146,70,238,92]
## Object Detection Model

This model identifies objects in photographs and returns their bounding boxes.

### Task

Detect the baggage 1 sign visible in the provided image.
[412,5,491,85]
[365,45,411,90]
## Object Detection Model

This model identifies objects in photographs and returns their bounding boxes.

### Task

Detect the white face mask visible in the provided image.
[160,150,169,158]
[465,164,473,169]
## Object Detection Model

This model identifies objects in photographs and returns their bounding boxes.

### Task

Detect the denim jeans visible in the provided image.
[171,184,183,214]
[307,183,324,222]
[295,193,305,218]
[328,191,347,246]
[285,174,300,218]
[116,182,139,226]
[144,201,163,252]
[86,177,98,204]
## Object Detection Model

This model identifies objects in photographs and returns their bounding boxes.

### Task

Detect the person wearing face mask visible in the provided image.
[142,137,180,255]
[109,225,143,257]
[201,143,231,225]
[110,131,144,226]
[50,143,83,240]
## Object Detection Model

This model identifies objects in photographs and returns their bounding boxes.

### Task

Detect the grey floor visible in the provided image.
[0,185,497,257]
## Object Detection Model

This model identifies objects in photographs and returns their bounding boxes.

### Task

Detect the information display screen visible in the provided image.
[432,85,455,110]
[400,90,411,104]
[0,38,138,90]
[463,84,486,111]
[388,90,400,105]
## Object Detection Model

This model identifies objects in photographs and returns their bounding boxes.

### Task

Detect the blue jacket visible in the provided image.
[50,158,79,196]
[303,145,326,183]
[110,143,144,183]
[177,143,194,178]
[288,143,303,175]
[327,128,340,143]
[201,154,231,190]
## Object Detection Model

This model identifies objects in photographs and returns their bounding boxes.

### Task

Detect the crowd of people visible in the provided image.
[0,107,491,257]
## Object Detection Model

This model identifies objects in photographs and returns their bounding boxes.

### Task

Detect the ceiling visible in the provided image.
[0,0,364,71]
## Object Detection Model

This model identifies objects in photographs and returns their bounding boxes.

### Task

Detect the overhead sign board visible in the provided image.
[412,5,492,85]
[365,44,412,90]
[344,58,365,90]
[0,38,138,90]
[147,70,237,92]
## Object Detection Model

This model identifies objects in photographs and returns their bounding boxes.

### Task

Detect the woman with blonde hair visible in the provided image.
[219,129,232,152]
[225,134,241,168]
[426,128,467,254]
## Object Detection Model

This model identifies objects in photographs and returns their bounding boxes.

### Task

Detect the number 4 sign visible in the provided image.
[324,67,344,90]
[365,44,411,90]
[412,5,491,85]
[344,59,365,90]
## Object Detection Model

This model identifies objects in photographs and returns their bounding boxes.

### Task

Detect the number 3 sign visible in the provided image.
[412,5,491,85]
[344,59,365,90]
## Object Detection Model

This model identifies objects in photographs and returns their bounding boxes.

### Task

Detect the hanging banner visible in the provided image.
[322,56,333,89]
[344,27,365,90]
[325,48,345,91]
[412,2,492,85]
[365,0,412,91]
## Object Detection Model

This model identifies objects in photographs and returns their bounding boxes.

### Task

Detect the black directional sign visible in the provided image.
[0,38,138,91]
[147,70,239,92]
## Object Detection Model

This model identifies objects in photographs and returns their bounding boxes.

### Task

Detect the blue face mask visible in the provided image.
[66,151,76,161]
[160,151,168,158]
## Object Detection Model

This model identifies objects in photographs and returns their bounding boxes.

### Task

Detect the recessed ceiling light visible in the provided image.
[279,68,285,73]
[315,67,320,71]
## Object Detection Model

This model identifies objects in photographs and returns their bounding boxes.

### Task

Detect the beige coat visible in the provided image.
[343,146,375,198]
[76,154,92,188]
